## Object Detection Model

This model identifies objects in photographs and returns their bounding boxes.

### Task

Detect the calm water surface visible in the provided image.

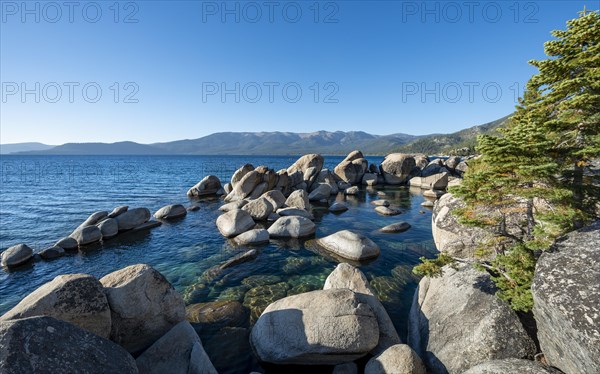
[0,155,437,373]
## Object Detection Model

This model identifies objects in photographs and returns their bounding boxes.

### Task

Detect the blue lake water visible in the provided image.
[0,155,437,373]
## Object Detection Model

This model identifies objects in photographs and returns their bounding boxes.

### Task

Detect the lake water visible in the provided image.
[0,155,437,373]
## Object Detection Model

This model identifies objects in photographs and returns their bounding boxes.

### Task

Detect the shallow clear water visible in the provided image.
[0,155,437,373]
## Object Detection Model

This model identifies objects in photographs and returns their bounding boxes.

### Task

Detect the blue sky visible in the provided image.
[0,0,596,144]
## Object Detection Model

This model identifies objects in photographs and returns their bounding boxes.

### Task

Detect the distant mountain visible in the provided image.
[16,141,167,155]
[0,142,56,154]
[4,115,511,156]
[394,115,511,155]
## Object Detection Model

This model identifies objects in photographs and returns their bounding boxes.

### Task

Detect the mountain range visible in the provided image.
[1,115,510,156]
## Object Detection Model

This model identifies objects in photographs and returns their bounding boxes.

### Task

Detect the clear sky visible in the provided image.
[0,0,596,144]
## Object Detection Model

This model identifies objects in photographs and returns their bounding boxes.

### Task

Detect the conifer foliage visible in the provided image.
[414,11,600,312]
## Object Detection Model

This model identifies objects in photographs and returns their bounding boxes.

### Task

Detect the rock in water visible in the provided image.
[38,245,65,260]
[187,175,222,197]
[0,316,137,374]
[374,206,402,216]
[277,207,315,220]
[345,186,360,195]
[379,222,411,233]
[77,211,109,229]
[0,274,111,338]
[1,244,33,268]
[287,154,324,181]
[261,190,286,209]
[316,230,380,261]
[186,301,246,327]
[532,221,600,374]
[97,218,119,239]
[216,209,255,238]
[365,344,426,374]
[232,229,269,246]
[219,200,248,212]
[285,189,310,210]
[370,200,390,207]
[250,289,379,365]
[135,321,217,374]
[267,216,316,238]
[380,153,416,184]
[153,204,187,220]
[225,171,262,202]
[69,225,102,245]
[54,237,78,250]
[100,264,186,355]
[308,183,332,201]
[324,263,400,355]
[107,205,128,218]
[462,358,560,374]
[329,202,349,213]
[420,172,449,190]
[115,207,151,231]
[334,151,369,185]
[407,264,535,373]
[241,197,274,221]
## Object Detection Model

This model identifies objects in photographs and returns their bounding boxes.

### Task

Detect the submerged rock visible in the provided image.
[316,230,380,261]
[329,202,349,213]
[379,221,411,233]
[243,282,289,323]
[0,273,111,338]
[250,289,379,365]
[220,248,260,268]
[374,206,402,216]
[186,301,246,327]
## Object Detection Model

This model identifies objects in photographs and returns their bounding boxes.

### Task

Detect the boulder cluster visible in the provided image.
[0,203,195,270]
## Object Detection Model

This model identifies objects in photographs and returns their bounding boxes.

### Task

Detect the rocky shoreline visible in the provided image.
[1,151,597,373]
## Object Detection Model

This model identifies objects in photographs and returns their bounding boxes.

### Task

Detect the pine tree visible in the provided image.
[415,10,600,312]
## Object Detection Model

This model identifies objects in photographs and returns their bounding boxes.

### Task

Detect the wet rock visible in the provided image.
[379,222,411,233]
[153,204,187,220]
[54,237,78,250]
[220,248,260,269]
[365,344,425,374]
[70,225,102,245]
[243,282,289,323]
[38,245,65,260]
[100,264,186,355]
[532,221,600,374]
[374,206,402,216]
[131,220,161,232]
[136,321,217,374]
[97,218,118,239]
[187,205,200,212]
[216,209,255,238]
[0,316,137,374]
[408,264,536,373]
[268,216,316,238]
[316,230,380,261]
[1,244,33,267]
[250,288,379,365]
[282,256,312,274]
[371,199,390,207]
[115,207,151,231]
[186,301,246,327]
[0,273,111,338]
[187,175,222,197]
[329,202,349,213]
[233,229,269,246]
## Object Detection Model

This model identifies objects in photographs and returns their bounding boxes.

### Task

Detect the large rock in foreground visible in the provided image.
[408,264,535,373]
[0,274,111,338]
[1,244,33,268]
[136,321,217,374]
[532,221,600,374]
[0,316,137,374]
[100,264,186,355]
[250,288,379,365]
[267,216,316,238]
[380,153,416,184]
[462,358,559,374]
[316,230,380,261]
